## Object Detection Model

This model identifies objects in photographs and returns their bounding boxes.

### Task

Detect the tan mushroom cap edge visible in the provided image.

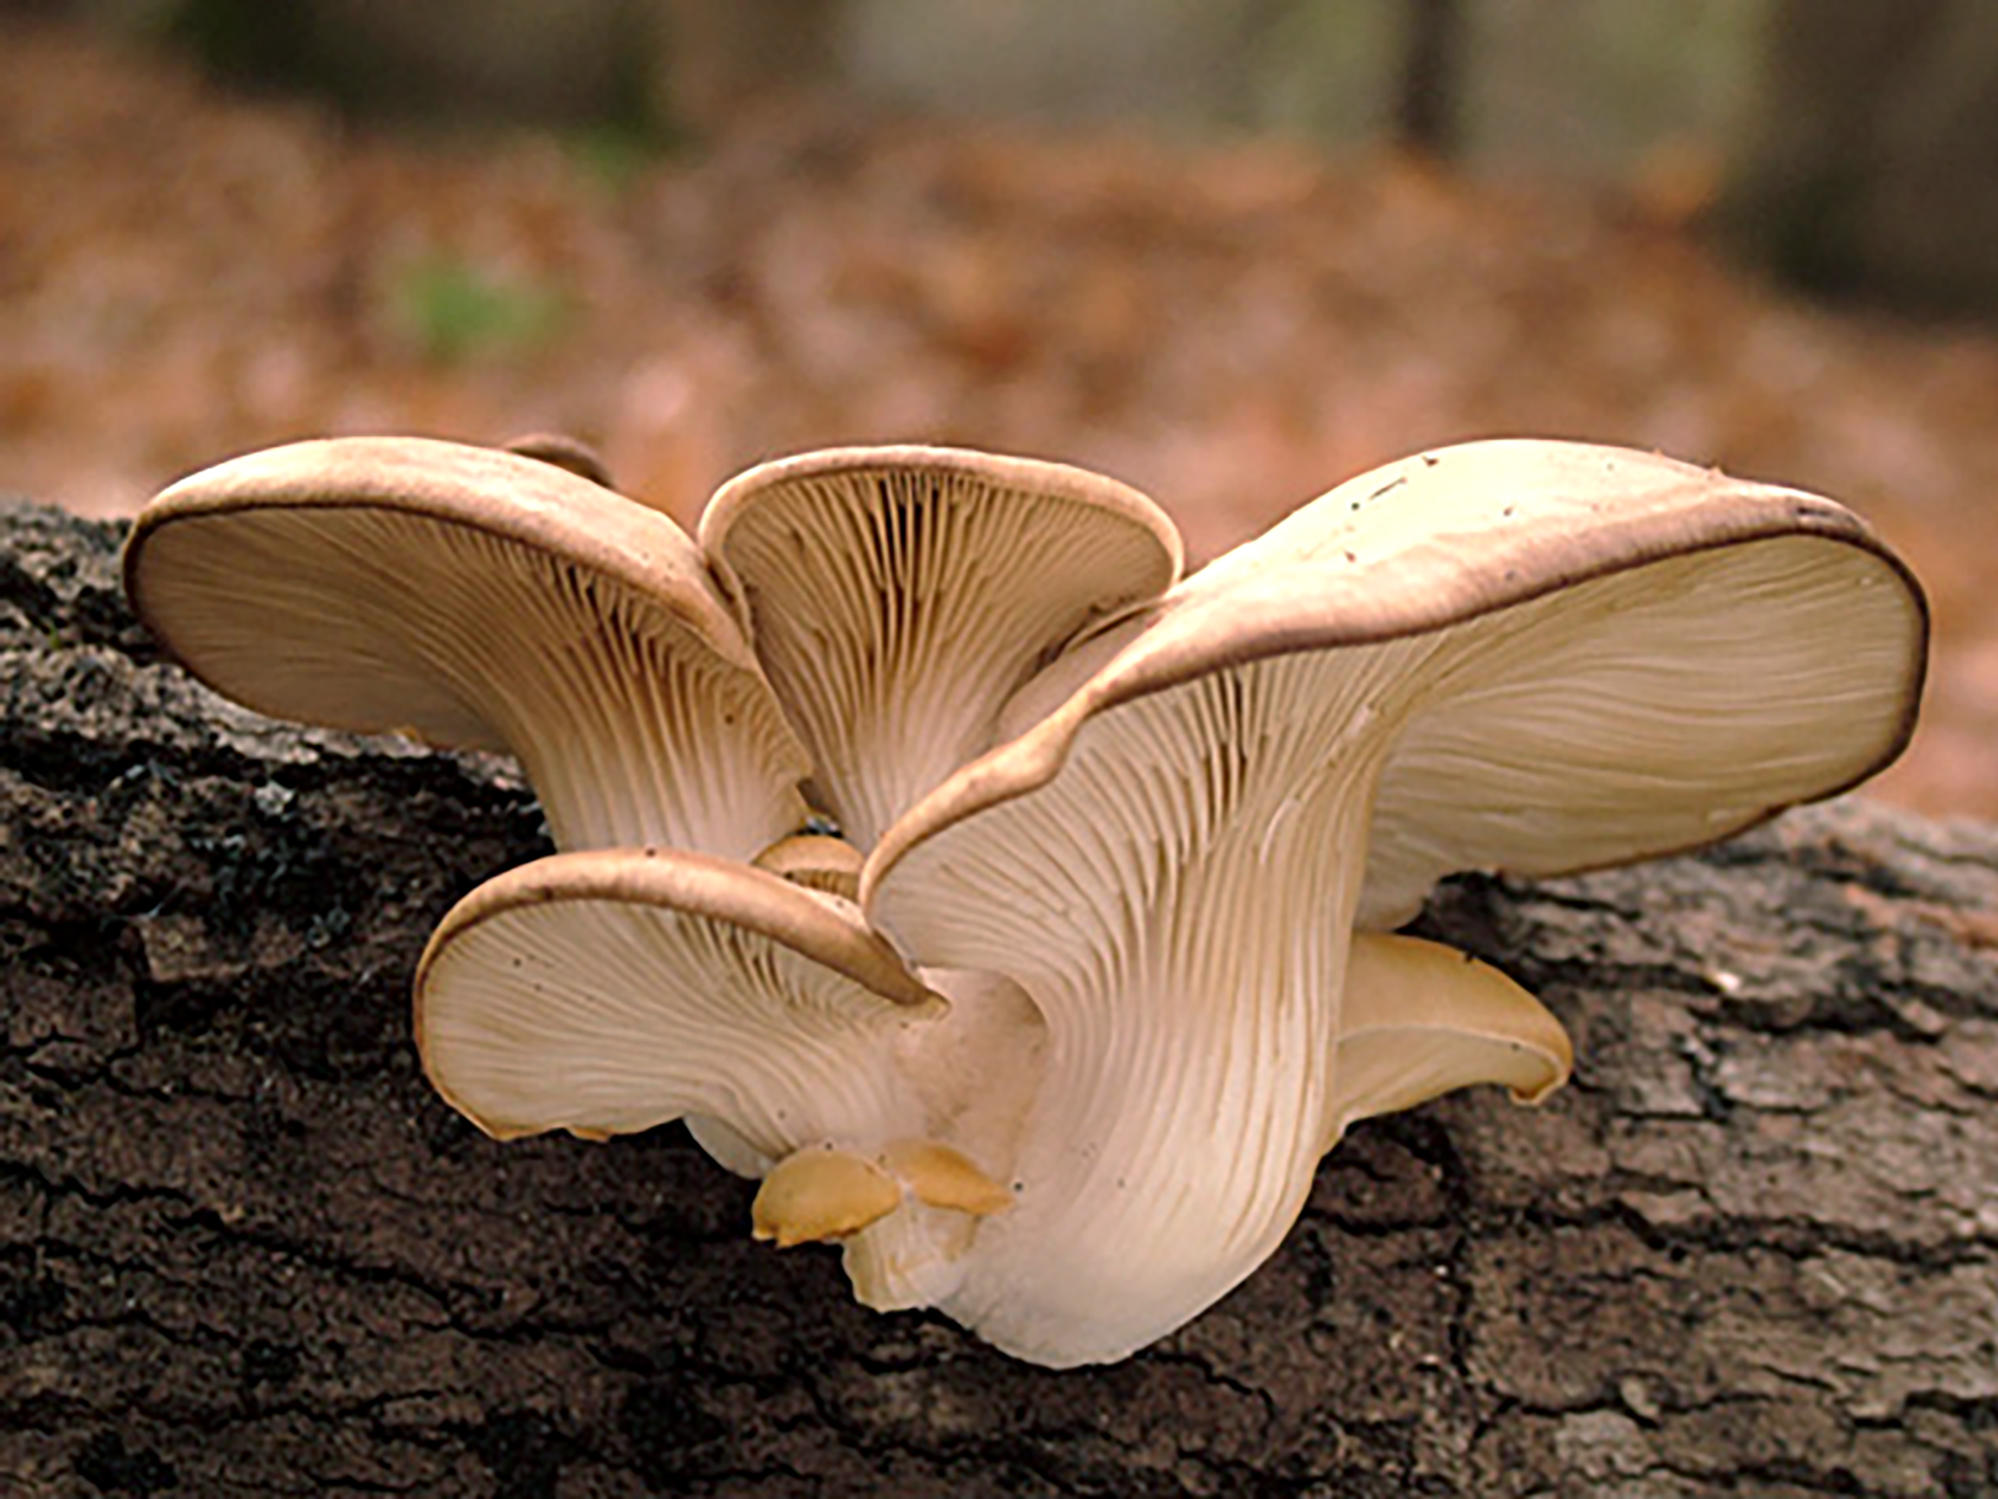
[701,444,1185,561]
[124,436,811,854]
[127,436,768,701]
[698,444,1185,843]
[1328,932,1574,1147]
[415,847,941,1142]
[864,440,1928,909]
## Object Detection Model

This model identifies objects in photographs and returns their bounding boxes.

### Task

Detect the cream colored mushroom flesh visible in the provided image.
[126,436,1926,1368]
[125,437,808,856]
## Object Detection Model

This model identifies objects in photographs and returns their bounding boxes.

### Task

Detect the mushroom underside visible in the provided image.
[702,449,1181,845]
[127,440,811,856]
[862,530,1920,1363]
[414,850,936,1151]
[121,435,1927,1372]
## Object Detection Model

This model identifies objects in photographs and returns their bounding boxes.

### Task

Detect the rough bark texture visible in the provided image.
[3,498,1996,1498]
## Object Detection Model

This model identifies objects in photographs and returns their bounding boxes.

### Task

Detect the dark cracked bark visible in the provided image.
[3,497,1996,1498]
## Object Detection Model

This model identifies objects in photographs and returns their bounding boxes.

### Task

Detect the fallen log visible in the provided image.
[3,499,1994,1497]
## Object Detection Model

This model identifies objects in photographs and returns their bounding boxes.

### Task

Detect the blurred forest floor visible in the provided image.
[3,18,1991,817]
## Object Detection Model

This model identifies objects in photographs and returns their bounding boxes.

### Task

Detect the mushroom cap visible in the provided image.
[501,431,616,489]
[701,444,1182,846]
[751,1146,903,1248]
[1327,932,1573,1145]
[858,438,1925,1364]
[125,436,809,857]
[870,439,1927,926]
[416,847,940,1149]
[128,432,1929,1369]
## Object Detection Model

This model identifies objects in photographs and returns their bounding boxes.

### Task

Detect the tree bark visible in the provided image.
[3,499,1995,1498]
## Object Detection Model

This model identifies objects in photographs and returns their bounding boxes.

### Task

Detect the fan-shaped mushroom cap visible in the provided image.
[701,445,1182,846]
[416,847,940,1152]
[1328,933,1572,1144]
[861,439,1924,1365]
[125,437,809,857]
[1199,440,1928,925]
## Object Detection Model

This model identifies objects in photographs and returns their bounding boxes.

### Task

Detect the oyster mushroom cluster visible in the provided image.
[123,436,1926,1368]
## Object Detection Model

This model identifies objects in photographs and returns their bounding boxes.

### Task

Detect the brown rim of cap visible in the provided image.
[418,847,940,1029]
[698,443,1185,587]
[126,436,760,676]
[864,450,1928,904]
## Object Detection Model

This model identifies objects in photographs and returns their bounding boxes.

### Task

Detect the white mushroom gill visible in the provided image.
[415,850,941,1150]
[1359,535,1923,926]
[180,508,805,853]
[867,647,1430,1364]
[127,439,810,858]
[861,485,1923,1362]
[417,850,1044,1313]
[702,448,1180,846]
[125,435,1928,1371]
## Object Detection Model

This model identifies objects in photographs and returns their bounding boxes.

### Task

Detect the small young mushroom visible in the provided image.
[751,1146,904,1248]
[125,435,1927,1369]
[749,1139,1012,1249]
[1329,933,1573,1140]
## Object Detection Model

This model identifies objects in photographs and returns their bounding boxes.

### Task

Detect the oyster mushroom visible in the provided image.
[702,445,1182,844]
[414,840,1022,1307]
[414,847,940,1146]
[1329,932,1573,1141]
[123,435,1926,1369]
[123,436,808,856]
[862,439,1923,1363]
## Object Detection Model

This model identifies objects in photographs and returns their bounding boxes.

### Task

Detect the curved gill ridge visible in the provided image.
[420,894,925,1156]
[714,466,1176,845]
[148,507,806,857]
[869,644,1438,1365]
